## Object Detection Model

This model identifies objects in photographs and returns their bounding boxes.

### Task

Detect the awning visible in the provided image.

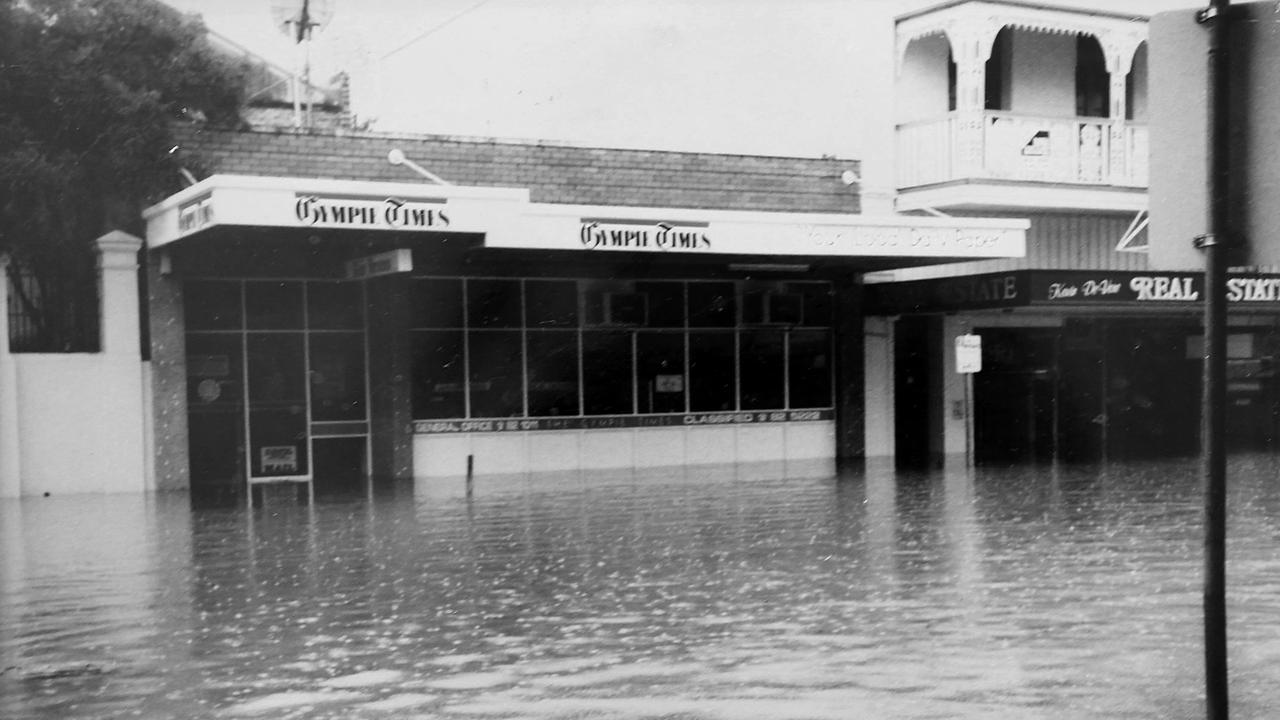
[867,270,1280,315]
[144,174,1028,263]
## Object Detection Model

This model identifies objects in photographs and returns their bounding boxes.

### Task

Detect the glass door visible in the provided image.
[246,332,309,479]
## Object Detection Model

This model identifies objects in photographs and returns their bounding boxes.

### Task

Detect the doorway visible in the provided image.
[185,279,370,504]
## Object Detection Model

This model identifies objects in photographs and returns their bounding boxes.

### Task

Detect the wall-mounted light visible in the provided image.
[387,149,452,186]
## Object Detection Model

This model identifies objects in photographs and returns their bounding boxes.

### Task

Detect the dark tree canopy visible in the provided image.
[0,0,246,266]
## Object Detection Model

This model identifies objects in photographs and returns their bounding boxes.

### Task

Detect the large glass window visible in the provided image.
[467,279,522,328]
[468,330,524,417]
[526,280,578,328]
[637,281,684,328]
[789,331,832,410]
[411,278,464,328]
[528,331,579,416]
[309,332,366,421]
[246,281,304,330]
[411,330,465,419]
[185,281,242,331]
[688,282,736,327]
[637,332,685,413]
[741,330,786,410]
[689,331,735,412]
[407,277,834,420]
[308,281,364,330]
[583,330,633,415]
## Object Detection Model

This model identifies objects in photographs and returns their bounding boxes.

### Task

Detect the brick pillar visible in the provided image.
[833,274,865,469]
[367,275,414,485]
[147,250,190,490]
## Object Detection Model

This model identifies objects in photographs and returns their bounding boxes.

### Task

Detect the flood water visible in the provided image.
[3,456,1280,719]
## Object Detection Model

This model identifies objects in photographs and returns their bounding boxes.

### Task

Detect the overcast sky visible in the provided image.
[162,0,1200,161]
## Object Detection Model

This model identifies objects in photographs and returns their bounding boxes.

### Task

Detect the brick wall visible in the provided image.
[173,126,861,214]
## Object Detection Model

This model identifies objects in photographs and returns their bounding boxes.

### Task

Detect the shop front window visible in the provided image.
[583,330,634,415]
[741,330,786,410]
[689,331,735,412]
[408,277,834,421]
[637,331,686,413]
[468,330,524,417]
[789,330,832,409]
[527,330,579,416]
[411,330,465,419]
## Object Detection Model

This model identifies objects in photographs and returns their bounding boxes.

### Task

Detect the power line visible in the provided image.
[378,0,499,62]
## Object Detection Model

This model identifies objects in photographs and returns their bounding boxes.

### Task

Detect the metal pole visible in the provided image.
[1195,1,1230,718]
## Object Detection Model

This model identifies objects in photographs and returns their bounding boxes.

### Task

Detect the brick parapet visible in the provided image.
[173,126,861,214]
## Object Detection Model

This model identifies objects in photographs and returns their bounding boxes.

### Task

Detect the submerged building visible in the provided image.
[867,0,1280,467]
[11,0,1278,501]
[136,127,1024,501]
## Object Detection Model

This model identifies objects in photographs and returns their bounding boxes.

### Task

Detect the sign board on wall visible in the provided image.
[499,208,1028,260]
[344,249,413,280]
[1150,3,1280,270]
[866,271,1280,315]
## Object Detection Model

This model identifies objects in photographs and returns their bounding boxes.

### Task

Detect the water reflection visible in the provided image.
[3,456,1280,718]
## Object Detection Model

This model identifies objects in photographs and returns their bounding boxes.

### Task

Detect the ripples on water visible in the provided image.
[3,456,1280,719]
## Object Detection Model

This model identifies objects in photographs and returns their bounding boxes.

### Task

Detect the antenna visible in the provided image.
[268,0,336,128]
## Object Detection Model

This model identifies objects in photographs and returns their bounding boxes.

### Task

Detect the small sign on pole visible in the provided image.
[955,334,982,374]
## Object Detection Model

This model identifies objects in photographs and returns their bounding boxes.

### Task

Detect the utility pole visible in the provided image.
[1194,0,1230,718]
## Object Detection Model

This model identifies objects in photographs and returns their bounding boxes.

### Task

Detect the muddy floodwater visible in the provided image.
[4,456,1280,719]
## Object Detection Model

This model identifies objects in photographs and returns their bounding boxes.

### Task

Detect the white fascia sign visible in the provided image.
[496,204,1028,260]
[143,174,529,249]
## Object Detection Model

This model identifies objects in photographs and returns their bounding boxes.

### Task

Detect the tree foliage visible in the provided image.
[0,0,246,267]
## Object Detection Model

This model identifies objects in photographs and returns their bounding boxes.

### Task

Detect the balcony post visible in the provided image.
[947,21,1000,176]
[1105,33,1145,184]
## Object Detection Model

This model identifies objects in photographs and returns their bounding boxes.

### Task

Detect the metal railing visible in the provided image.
[5,259,100,353]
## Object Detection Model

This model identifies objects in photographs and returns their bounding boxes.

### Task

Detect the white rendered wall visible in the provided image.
[413,422,836,491]
[863,316,895,459]
[1129,43,1149,121]
[1010,30,1076,117]
[0,232,149,497]
[896,35,951,126]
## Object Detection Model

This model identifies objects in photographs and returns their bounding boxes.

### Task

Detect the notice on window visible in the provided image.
[261,446,298,473]
[655,374,685,393]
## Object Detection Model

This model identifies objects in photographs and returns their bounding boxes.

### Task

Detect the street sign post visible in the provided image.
[955,334,982,374]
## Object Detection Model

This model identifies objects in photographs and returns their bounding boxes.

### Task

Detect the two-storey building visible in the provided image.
[867,0,1280,467]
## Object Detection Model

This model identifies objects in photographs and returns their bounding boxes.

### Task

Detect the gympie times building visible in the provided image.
[143,127,1026,499]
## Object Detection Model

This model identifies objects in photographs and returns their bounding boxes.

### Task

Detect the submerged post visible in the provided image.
[466,454,474,498]
[1195,1,1230,717]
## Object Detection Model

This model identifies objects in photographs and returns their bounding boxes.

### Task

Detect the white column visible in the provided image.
[0,254,21,497]
[863,316,896,462]
[941,315,973,467]
[96,231,142,357]
[1105,33,1143,185]
[94,231,149,492]
[947,21,1000,177]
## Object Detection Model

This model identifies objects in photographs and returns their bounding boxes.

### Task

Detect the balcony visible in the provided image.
[896,112,1148,213]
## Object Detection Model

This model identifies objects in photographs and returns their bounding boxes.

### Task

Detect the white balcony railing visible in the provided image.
[897,112,1149,191]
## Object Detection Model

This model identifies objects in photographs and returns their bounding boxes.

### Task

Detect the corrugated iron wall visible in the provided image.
[880,212,1150,282]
